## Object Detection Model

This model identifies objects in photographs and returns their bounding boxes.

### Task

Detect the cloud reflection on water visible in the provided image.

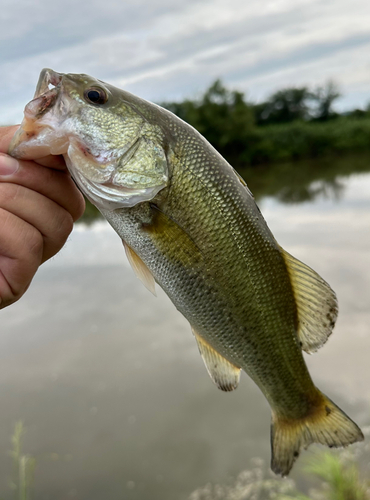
[0,166,369,499]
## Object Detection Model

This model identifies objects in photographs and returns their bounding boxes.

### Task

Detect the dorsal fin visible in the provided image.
[192,328,241,392]
[233,169,255,198]
[280,247,338,354]
[122,240,156,296]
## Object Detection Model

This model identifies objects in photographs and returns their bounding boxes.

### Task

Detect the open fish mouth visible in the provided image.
[22,69,64,121]
[8,69,69,159]
[33,68,63,98]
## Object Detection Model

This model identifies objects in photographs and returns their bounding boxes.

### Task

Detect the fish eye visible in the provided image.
[84,87,108,105]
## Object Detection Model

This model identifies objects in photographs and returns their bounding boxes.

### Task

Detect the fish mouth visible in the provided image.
[33,68,63,98]
[9,69,69,159]
[24,69,63,120]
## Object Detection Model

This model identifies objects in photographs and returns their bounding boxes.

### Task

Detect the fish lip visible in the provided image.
[23,69,64,121]
[34,68,63,98]
[8,69,67,158]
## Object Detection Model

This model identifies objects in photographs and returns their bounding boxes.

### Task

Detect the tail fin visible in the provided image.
[271,390,364,476]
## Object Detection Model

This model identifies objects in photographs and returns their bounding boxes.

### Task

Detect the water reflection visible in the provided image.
[81,153,370,224]
[0,155,370,499]
[240,152,370,204]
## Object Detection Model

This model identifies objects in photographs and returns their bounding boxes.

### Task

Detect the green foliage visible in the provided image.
[305,452,369,500]
[244,117,370,165]
[8,422,36,500]
[254,87,313,125]
[253,81,341,125]
[163,79,255,165]
[80,197,102,224]
[189,449,370,500]
[313,81,341,121]
[161,80,370,168]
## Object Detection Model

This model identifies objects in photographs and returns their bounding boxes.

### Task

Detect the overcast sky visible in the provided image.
[1,0,370,124]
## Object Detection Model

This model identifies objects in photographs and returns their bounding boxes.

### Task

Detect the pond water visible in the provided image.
[1,155,370,499]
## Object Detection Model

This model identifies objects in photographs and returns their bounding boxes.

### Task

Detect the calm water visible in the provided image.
[1,156,370,499]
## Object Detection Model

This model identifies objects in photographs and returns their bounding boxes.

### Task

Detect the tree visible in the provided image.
[162,80,255,163]
[312,81,341,121]
[254,87,313,125]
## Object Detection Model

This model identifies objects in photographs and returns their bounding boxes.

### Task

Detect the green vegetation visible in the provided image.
[8,422,35,500]
[240,151,370,204]
[189,445,370,500]
[162,80,370,167]
[2,423,369,499]
[303,452,369,500]
[82,197,102,223]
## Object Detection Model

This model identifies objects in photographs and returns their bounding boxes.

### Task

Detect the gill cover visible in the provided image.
[66,135,168,211]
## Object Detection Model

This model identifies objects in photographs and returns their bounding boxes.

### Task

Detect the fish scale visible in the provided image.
[161,142,308,406]
[9,68,364,476]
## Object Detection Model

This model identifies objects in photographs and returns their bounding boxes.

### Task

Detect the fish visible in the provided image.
[9,68,364,476]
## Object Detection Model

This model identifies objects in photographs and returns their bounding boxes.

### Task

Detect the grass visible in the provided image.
[189,452,370,500]
[2,422,369,499]
[303,452,369,500]
[7,422,35,500]
[189,428,370,500]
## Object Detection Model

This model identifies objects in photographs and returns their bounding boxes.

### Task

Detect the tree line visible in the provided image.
[162,80,370,166]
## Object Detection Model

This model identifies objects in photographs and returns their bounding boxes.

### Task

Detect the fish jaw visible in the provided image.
[33,68,63,99]
[9,69,73,160]
[9,68,169,210]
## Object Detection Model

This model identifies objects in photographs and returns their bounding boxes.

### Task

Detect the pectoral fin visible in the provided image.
[280,247,338,354]
[122,240,156,296]
[192,328,241,392]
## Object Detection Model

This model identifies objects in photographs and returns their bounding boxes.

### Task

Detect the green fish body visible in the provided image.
[9,69,364,475]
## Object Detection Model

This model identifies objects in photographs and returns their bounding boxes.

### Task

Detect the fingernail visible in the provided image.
[0,154,19,176]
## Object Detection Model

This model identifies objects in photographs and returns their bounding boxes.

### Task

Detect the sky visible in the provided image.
[1,0,370,124]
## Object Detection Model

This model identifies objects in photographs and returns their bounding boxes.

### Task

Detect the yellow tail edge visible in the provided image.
[271,390,364,476]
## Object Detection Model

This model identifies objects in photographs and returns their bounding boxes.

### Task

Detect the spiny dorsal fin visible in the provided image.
[233,169,254,198]
[122,240,156,296]
[192,328,241,392]
[280,247,338,354]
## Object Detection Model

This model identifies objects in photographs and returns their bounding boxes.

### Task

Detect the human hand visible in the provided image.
[0,125,85,309]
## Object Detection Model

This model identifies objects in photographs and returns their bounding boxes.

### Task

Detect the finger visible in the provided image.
[1,126,68,170]
[0,183,73,262]
[0,154,85,222]
[0,125,19,152]
[0,208,43,308]
[35,154,67,170]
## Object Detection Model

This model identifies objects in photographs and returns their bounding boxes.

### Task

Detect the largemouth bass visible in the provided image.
[9,69,363,475]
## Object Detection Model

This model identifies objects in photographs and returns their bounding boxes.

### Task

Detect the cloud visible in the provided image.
[1,0,370,123]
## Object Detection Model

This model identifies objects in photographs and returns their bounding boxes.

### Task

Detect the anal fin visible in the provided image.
[192,328,241,392]
[122,240,156,296]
